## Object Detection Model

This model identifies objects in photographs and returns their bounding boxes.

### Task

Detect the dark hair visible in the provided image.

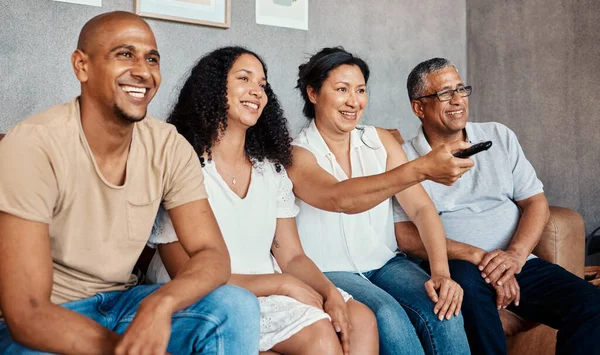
[406,58,456,101]
[296,47,370,120]
[167,46,292,172]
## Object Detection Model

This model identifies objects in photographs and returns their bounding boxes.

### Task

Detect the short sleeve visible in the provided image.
[392,196,411,223]
[0,126,58,224]
[162,133,208,210]
[505,127,544,201]
[147,207,179,248]
[277,167,300,219]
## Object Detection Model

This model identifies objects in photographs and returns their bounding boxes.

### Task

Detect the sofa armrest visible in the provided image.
[532,206,585,278]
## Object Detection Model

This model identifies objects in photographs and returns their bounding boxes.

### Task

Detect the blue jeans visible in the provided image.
[0,284,260,354]
[325,255,470,355]
[441,258,600,355]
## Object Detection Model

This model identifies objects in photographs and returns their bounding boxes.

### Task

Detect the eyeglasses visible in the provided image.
[414,86,472,102]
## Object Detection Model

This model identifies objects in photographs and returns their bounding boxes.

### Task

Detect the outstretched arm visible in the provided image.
[0,212,121,354]
[288,140,472,215]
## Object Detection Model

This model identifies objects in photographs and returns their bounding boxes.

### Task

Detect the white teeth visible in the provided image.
[340,111,357,116]
[121,85,147,96]
[242,102,258,109]
[448,110,464,116]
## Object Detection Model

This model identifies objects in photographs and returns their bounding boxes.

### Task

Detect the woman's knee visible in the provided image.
[347,300,377,335]
[347,300,379,354]
[303,319,343,354]
[274,319,342,355]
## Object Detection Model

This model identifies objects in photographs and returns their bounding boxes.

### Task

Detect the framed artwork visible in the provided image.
[135,0,231,28]
[256,0,308,31]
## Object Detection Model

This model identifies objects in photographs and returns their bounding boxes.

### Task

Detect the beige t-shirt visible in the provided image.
[0,98,207,312]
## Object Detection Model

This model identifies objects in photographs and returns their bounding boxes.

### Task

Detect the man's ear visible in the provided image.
[307,85,318,105]
[72,49,89,83]
[411,99,425,120]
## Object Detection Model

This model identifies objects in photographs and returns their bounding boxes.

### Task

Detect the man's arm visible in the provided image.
[395,221,486,265]
[0,212,121,354]
[287,142,473,215]
[159,198,230,301]
[115,199,230,353]
[479,193,550,286]
[510,193,550,259]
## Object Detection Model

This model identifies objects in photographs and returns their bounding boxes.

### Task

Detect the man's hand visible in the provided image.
[323,292,351,355]
[115,296,173,355]
[425,275,464,320]
[493,276,520,309]
[277,275,324,309]
[419,142,474,186]
[478,249,527,286]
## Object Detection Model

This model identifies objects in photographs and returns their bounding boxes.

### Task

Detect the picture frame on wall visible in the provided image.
[256,0,308,31]
[135,0,231,28]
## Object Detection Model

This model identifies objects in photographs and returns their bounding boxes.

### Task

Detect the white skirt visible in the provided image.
[259,288,352,351]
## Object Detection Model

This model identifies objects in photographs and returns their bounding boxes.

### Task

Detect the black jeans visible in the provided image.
[425,258,600,355]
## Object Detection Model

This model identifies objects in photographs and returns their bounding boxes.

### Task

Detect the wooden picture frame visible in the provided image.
[135,0,231,28]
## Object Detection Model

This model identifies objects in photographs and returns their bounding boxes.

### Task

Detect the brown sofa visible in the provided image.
[0,133,586,354]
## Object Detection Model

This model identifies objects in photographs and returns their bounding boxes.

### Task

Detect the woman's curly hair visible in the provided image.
[167,46,292,172]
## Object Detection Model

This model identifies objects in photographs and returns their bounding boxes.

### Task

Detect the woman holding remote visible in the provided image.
[287,47,472,355]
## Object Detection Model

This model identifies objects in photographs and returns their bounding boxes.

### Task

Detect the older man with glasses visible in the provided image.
[392,57,600,355]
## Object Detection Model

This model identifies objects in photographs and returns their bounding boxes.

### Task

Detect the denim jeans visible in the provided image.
[325,255,470,355]
[0,284,260,354]
[437,258,600,355]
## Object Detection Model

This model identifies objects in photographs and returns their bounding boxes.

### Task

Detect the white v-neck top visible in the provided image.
[292,121,397,273]
[147,159,300,282]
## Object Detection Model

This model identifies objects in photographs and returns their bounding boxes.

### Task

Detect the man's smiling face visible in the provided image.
[78,17,161,123]
[417,67,469,136]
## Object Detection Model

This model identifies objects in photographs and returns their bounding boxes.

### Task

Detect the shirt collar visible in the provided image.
[412,122,476,156]
[305,119,363,158]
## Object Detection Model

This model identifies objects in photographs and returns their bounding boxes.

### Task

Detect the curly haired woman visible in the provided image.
[145,46,378,355]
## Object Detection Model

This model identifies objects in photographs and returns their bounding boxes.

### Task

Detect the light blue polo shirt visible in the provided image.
[393,122,544,255]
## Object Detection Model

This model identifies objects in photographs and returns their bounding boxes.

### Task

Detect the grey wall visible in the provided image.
[0,0,466,138]
[466,0,600,262]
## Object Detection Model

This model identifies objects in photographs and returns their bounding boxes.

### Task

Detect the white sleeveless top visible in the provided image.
[146,160,300,283]
[292,121,397,273]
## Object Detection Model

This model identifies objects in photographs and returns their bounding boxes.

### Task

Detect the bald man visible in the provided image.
[0,11,260,354]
